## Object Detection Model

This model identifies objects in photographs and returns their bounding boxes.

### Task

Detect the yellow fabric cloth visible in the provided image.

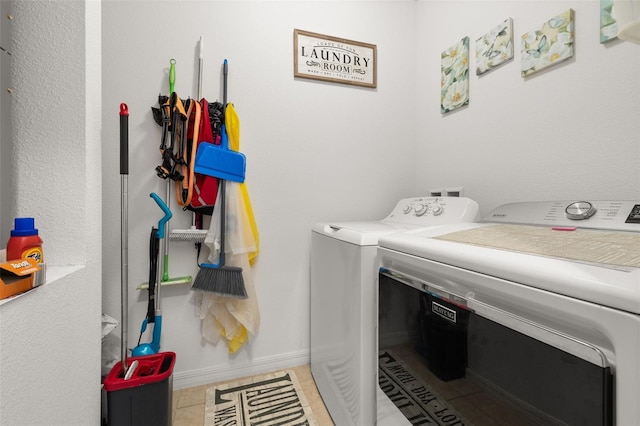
[226,103,259,265]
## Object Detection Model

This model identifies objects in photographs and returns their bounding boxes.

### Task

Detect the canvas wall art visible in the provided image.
[600,0,619,43]
[476,18,514,75]
[521,9,575,77]
[441,36,469,114]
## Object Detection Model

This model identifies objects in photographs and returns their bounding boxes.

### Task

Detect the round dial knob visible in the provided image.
[432,205,443,216]
[403,205,412,214]
[565,201,596,220]
[415,204,428,216]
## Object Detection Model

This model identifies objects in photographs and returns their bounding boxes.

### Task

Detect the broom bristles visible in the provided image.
[192,264,247,299]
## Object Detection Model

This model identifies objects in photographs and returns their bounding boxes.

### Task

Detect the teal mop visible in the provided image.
[132,192,172,356]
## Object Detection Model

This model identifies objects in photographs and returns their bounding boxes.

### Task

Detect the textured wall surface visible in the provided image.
[0,1,102,424]
[414,1,640,216]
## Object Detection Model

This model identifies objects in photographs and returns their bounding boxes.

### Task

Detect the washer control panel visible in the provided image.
[383,197,479,226]
[626,204,640,224]
[485,200,640,231]
[565,201,597,220]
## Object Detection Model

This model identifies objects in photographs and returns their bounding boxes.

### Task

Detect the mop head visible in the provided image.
[192,264,247,299]
[169,228,208,243]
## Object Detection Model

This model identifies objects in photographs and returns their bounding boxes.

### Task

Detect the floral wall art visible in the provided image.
[441,36,469,114]
[476,18,514,75]
[521,9,575,77]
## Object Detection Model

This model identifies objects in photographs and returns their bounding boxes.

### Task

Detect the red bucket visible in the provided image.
[103,352,176,426]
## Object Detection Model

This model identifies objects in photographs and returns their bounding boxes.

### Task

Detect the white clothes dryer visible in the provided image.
[310,197,479,426]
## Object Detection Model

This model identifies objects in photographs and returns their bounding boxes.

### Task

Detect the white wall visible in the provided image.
[101,0,418,386]
[415,0,640,215]
[102,0,639,390]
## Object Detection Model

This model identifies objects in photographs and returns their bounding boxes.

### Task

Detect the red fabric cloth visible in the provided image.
[191,98,219,209]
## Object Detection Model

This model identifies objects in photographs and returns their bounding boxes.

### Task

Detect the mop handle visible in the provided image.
[119,103,129,372]
[150,192,171,315]
[169,59,176,94]
[120,104,129,175]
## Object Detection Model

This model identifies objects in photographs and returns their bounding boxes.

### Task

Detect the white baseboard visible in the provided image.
[173,349,310,390]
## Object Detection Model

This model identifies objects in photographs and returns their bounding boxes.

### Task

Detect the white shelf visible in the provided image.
[0,264,83,306]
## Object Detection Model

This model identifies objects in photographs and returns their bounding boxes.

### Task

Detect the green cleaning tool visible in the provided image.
[138,59,192,290]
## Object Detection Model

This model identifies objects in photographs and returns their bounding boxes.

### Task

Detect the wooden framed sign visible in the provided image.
[294,29,377,88]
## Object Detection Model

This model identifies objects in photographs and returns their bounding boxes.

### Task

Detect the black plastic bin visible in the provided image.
[421,294,470,381]
[103,352,176,426]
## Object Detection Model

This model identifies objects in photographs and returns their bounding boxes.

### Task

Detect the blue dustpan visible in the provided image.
[194,124,246,183]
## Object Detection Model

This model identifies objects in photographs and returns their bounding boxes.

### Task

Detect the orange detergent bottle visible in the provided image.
[6,217,44,264]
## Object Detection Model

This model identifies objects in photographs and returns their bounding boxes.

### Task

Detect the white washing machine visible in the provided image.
[310,197,479,426]
[377,200,640,425]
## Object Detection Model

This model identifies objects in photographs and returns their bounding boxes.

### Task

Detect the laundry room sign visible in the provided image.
[294,29,377,88]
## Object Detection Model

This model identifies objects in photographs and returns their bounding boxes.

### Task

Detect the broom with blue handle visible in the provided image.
[191,176,247,298]
[191,59,247,299]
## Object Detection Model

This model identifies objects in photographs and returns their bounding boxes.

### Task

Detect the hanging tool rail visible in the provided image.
[136,41,255,300]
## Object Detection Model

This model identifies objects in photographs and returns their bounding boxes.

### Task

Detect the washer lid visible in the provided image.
[312,221,423,246]
[311,196,480,246]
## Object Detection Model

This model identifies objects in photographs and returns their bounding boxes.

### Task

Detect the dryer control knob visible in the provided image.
[432,205,443,216]
[403,205,412,214]
[415,204,427,216]
[565,201,597,220]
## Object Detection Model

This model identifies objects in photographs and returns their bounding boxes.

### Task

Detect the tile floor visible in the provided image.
[173,353,552,426]
[172,364,335,426]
